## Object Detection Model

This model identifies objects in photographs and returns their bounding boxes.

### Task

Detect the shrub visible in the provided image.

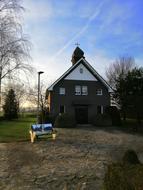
[122,150,140,165]
[105,106,121,126]
[0,116,4,121]
[38,112,55,124]
[44,114,55,125]
[103,150,142,190]
[93,113,112,126]
[54,113,76,128]
[104,164,136,190]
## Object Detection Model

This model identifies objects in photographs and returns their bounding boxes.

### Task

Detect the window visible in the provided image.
[96,89,102,95]
[75,85,88,95]
[97,105,103,114]
[82,86,88,95]
[59,87,65,95]
[80,68,83,73]
[75,85,81,95]
[59,105,65,113]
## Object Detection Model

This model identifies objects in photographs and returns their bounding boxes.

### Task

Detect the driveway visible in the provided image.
[0,127,143,190]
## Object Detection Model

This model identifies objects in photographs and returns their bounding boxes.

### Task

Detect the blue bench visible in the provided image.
[30,123,55,142]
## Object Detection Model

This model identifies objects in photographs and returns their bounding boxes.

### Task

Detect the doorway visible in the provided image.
[75,106,88,124]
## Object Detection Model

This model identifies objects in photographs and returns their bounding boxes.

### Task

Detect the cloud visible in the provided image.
[30,44,114,87]
[22,0,143,87]
[87,49,114,78]
[22,0,78,21]
[30,52,71,87]
[23,0,53,20]
[49,0,105,62]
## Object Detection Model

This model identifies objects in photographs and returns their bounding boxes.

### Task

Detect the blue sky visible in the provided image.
[22,0,143,85]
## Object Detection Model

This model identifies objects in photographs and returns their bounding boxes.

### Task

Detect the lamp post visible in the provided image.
[0,66,2,112]
[37,71,44,123]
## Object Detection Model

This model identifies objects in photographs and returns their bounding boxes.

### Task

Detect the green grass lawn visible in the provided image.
[0,116,36,142]
[0,115,142,143]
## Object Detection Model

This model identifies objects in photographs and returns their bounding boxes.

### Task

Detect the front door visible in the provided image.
[75,106,88,124]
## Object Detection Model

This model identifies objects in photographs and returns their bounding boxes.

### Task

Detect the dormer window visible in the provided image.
[59,87,65,95]
[96,89,102,95]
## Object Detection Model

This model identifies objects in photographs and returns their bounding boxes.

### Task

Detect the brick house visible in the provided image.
[47,47,113,124]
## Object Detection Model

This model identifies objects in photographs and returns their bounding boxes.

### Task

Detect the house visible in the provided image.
[47,47,113,124]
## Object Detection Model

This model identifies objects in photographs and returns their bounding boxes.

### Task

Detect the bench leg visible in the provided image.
[29,131,36,143]
[52,133,56,140]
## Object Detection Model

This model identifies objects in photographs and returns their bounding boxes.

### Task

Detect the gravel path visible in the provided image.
[0,127,143,190]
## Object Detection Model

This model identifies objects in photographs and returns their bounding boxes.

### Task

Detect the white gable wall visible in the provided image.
[65,63,97,81]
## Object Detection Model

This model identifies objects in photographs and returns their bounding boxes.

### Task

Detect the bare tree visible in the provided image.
[106,56,135,89]
[0,0,32,109]
[27,82,47,109]
[106,56,135,120]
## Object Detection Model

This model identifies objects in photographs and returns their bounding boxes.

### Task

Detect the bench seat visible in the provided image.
[34,130,53,136]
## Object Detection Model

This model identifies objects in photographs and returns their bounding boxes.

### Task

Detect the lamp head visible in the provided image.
[38,71,44,75]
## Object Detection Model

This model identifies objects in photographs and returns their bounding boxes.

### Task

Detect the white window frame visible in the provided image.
[82,86,88,95]
[75,85,81,95]
[96,89,102,95]
[59,87,65,95]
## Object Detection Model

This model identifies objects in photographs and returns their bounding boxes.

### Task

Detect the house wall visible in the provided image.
[49,79,110,123]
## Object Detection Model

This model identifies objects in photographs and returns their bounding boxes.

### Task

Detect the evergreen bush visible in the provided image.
[54,113,76,128]
[38,108,55,124]
[3,89,19,120]
[93,113,112,126]
[105,106,121,126]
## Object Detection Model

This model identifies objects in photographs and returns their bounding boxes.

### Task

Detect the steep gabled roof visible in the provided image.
[48,58,113,92]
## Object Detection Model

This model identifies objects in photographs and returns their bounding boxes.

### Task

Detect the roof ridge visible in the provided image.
[48,58,83,91]
[47,58,113,92]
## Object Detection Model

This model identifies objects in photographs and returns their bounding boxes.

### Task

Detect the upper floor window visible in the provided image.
[82,86,88,95]
[96,89,102,95]
[75,85,88,95]
[75,85,81,95]
[59,87,65,95]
